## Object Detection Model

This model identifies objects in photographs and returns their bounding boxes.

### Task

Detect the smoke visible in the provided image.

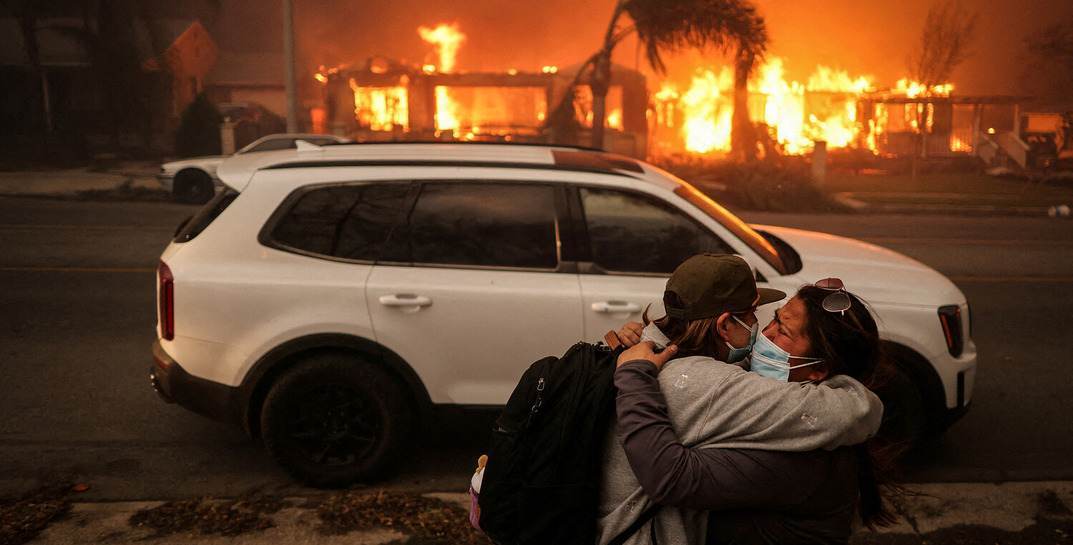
[294,0,622,72]
[273,0,1073,95]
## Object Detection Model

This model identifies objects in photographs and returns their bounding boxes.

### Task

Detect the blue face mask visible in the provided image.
[724,315,758,364]
[749,332,824,381]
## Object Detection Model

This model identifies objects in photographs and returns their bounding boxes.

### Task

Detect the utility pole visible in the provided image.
[283,0,298,133]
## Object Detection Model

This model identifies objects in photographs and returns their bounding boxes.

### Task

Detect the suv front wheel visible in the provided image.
[260,352,415,487]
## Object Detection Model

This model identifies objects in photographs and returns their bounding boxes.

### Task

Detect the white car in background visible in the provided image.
[158,133,352,203]
[150,143,976,486]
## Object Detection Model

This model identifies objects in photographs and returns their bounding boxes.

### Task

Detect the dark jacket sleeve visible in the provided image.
[614,360,829,511]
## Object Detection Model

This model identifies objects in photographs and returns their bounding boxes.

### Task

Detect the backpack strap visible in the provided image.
[606,504,661,545]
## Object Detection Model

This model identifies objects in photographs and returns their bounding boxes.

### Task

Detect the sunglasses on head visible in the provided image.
[815,277,852,315]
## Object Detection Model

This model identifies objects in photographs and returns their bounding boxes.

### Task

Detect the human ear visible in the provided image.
[715,312,731,341]
[806,361,830,382]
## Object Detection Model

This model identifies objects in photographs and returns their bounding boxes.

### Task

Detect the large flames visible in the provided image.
[323,21,957,158]
[653,57,954,157]
[349,78,409,131]
[419,23,466,135]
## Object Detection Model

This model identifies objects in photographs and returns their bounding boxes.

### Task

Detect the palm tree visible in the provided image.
[573,0,767,154]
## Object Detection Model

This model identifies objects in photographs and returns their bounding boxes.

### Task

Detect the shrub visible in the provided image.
[175,94,222,158]
[653,156,849,213]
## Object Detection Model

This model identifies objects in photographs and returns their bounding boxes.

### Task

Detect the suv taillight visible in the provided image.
[158,261,174,340]
[937,305,963,357]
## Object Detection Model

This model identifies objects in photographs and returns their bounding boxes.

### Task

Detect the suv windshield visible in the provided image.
[657,171,786,275]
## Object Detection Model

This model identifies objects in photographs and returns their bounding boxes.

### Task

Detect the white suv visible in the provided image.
[150,143,976,486]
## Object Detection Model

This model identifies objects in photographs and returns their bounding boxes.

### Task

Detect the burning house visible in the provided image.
[313,23,650,158]
[308,21,1069,172]
[647,58,1073,173]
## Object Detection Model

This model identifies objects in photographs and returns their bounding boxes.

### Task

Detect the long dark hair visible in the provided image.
[641,304,722,360]
[795,285,898,528]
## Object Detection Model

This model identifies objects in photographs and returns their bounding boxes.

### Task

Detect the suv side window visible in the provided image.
[391,182,559,269]
[580,187,735,274]
[173,188,239,243]
[269,183,410,261]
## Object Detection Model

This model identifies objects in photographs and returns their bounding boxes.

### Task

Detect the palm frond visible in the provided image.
[623,0,768,74]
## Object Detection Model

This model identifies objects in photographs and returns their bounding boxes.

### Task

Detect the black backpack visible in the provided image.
[478,341,658,545]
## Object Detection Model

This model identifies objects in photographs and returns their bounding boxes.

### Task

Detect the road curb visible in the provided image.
[0,170,163,200]
[832,192,1055,217]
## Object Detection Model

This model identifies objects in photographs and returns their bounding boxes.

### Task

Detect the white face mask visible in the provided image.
[749,332,823,381]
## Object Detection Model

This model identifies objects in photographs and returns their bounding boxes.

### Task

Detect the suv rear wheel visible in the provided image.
[260,352,415,487]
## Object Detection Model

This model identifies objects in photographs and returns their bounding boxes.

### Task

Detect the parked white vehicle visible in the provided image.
[157,133,352,204]
[151,143,976,486]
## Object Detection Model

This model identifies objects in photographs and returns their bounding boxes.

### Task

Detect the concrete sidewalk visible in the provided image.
[0,163,162,198]
[18,481,1073,544]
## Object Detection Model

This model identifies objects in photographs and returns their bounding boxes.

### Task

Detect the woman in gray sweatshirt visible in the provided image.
[607,284,894,544]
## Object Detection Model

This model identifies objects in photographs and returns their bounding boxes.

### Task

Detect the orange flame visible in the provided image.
[419,23,466,134]
[418,23,465,72]
[678,68,733,153]
[895,78,954,99]
[350,77,409,132]
[658,57,954,156]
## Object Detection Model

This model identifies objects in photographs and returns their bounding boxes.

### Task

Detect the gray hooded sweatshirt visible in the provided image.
[595,323,884,545]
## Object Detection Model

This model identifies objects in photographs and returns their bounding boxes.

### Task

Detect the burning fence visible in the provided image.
[314,21,1011,162]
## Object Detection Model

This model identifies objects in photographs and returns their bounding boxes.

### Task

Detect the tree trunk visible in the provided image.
[731,52,756,162]
[16,12,52,142]
[590,51,611,150]
[911,104,924,183]
[589,0,625,150]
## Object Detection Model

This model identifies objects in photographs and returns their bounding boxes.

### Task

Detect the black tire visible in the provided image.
[875,362,928,455]
[260,352,415,488]
[173,170,214,204]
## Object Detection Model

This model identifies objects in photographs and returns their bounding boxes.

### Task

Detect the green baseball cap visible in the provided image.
[664,254,785,320]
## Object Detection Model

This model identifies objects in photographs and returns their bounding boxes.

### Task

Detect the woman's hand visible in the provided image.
[616,321,645,347]
[617,341,678,369]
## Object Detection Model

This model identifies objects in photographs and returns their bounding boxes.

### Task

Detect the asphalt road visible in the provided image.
[1,196,1071,501]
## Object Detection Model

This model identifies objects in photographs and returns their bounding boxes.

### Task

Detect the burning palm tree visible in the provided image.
[569,0,768,157]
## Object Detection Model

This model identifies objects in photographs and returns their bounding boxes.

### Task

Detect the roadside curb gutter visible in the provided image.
[18,482,1073,544]
[833,191,1056,218]
[0,168,162,199]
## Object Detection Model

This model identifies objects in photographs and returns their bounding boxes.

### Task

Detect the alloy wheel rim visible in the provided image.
[286,384,382,466]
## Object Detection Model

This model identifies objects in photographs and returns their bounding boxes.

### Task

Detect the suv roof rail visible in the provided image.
[261,148,645,177]
[331,140,608,153]
[217,143,651,191]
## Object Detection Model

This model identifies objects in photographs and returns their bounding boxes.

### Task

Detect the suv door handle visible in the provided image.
[379,294,432,308]
[591,301,642,314]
